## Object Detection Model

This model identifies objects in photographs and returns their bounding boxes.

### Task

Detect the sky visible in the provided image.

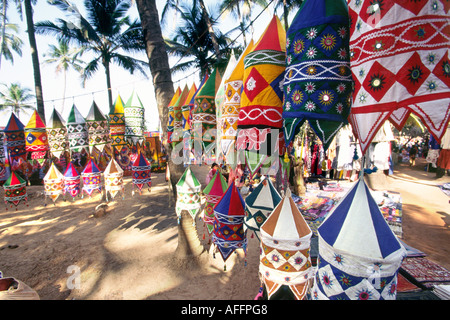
[0,0,280,130]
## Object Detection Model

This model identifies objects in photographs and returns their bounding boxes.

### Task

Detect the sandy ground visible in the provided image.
[0,156,448,300]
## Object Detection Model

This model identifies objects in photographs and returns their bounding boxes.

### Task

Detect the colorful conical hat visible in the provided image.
[172,85,189,146]
[212,182,247,264]
[282,0,352,150]
[237,15,286,175]
[86,101,110,153]
[244,176,281,240]
[81,159,102,197]
[311,177,406,300]
[109,94,127,152]
[43,162,64,203]
[167,87,181,144]
[181,84,198,163]
[3,171,27,208]
[124,91,145,147]
[260,188,312,300]
[104,158,124,201]
[202,170,228,237]
[175,166,201,221]
[4,113,27,165]
[131,151,152,194]
[67,104,89,154]
[24,110,49,159]
[63,162,81,198]
[46,108,68,158]
[193,68,222,161]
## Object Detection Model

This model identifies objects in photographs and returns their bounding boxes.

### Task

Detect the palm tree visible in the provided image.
[42,39,84,114]
[0,82,35,118]
[0,21,23,67]
[35,0,149,110]
[219,0,268,47]
[273,0,304,30]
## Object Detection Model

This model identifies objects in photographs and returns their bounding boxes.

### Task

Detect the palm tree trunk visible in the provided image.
[104,59,113,110]
[283,0,289,30]
[24,0,45,121]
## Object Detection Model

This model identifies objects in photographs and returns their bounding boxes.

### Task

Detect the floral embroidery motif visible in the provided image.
[246,77,256,91]
[320,34,337,51]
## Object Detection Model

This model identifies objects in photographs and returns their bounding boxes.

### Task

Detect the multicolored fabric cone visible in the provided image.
[86,101,110,153]
[202,170,228,236]
[212,182,247,264]
[66,104,89,154]
[181,84,198,163]
[175,166,202,220]
[4,113,27,166]
[311,177,407,300]
[260,188,312,300]
[193,68,222,161]
[348,0,450,155]
[3,171,27,208]
[172,85,189,147]
[43,162,64,204]
[131,151,151,194]
[46,108,68,158]
[282,0,353,150]
[81,159,102,197]
[237,15,286,175]
[244,176,281,240]
[221,41,254,167]
[167,87,181,144]
[109,95,127,152]
[104,158,124,201]
[24,110,49,159]
[63,162,80,198]
[124,91,145,147]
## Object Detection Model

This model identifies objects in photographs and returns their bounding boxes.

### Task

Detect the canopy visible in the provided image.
[86,101,110,153]
[104,158,124,201]
[4,113,27,165]
[312,177,406,300]
[109,94,127,152]
[202,170,228,237]
[43,162,64,204]
[46,108,68,158]
[131,151,152,194]
[124,91,146,147]
[175,166,202,221]
[66,104,89,154]
[348,0,450,155]
[282,0,352,150]
[24,110,49,159]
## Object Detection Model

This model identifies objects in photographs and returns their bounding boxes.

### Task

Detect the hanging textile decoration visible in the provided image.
[244,176,281,240]
[43,162,64,204]
[0,132,5,163]
[3,171,27,209]
[172,85,189,148]
[167,87,181,145]
[192,68,222,162]
[81,159,102,198]
[259,188,313,300]
[175,166,202,221]
[4,113,27,166]
[311,177,406,300]
[66,104,89,154]
[202,170,228,238]
[237,15,286,175]
[24,110,49,159]
[221,41,254,167]
[348,0,450,155]
[131,151,152,194]
[212,182,247,268]
[104,158,124,201]
[46,108,68,158]
[86,101,110,153]
[63,162,81,199]
[181,83,198,164]
[109,94,127,152]
[282,0,353,150]
[124,91,146,148]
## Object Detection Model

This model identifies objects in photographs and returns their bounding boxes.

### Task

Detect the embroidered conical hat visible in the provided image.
[43,162,64,203]
[259,188,312,300]
[175,166,202,220]
[124,91,145,147]
[47,108,68,158]
[63,162,80,198]
[67,104,89,153]
[109,95,127,152]
[202,170,228,235]
[212,182,247,263]
[24,110,49,159]
[86,101,110,153]
[311,177,406,300]
[131,151,152,193]
[282,0,352,150]
[4,113,27,164]
[104,158,124,200]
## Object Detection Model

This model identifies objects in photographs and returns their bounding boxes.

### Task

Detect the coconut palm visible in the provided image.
[0,21,23,67]
[0,82,35,118]
[42,39,84,114]
[35,0,149,110]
